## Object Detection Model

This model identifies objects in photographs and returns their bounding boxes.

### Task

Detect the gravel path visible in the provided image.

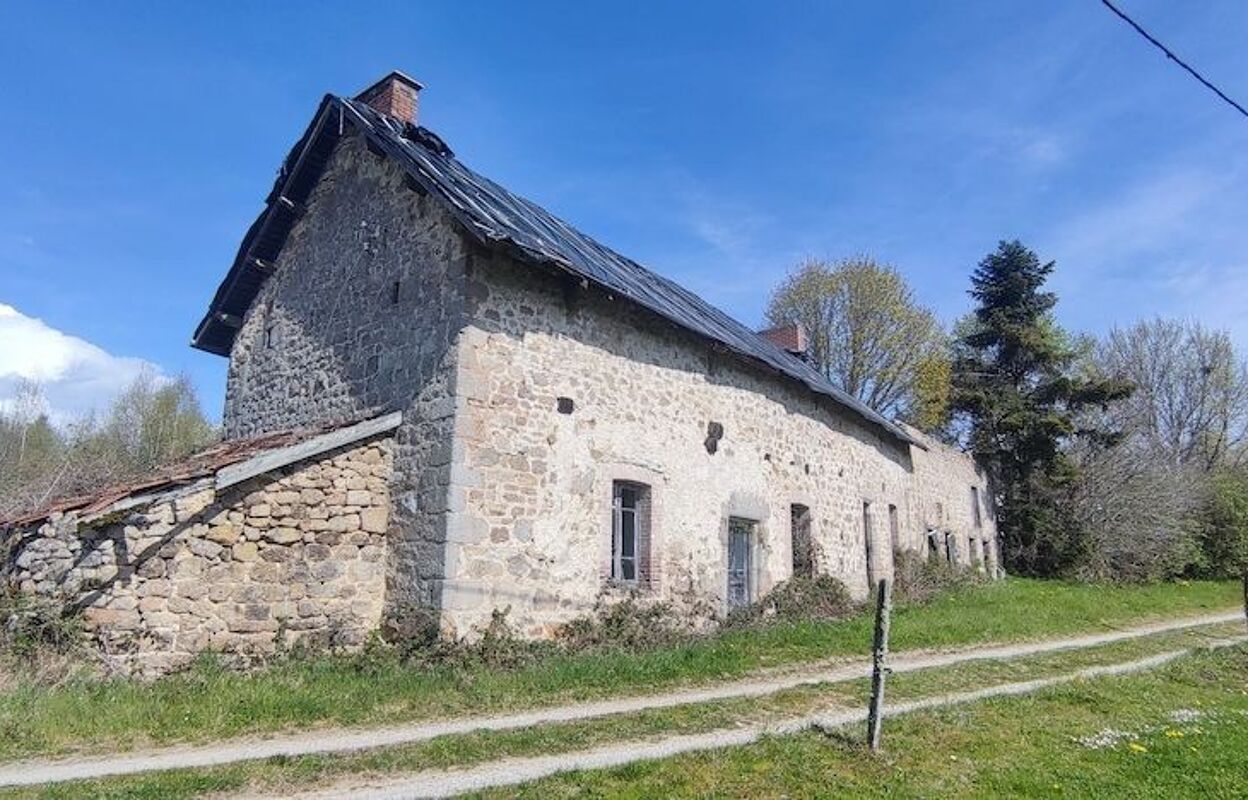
[0,610,1240,789]
[267,637,1248,800]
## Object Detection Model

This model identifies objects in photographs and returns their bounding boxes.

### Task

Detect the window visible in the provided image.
[926,528,941,561]
[946,532,959,565]
[971,486,983,528]
[611,481,650,584]
[888,504,900,552]
[263,300,277,349]
[791,504,813,578]
[390,279,402,304]
[727,517,755,608]
[863,501,875,590]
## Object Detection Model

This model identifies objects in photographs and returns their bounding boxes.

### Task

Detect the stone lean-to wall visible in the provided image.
[441,251,921,637]
[905,424,999,573]
[3,439,392,676]
[222,132,470,613]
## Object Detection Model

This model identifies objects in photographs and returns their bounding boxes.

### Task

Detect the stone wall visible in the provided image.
[210,131,999,644]
[441,252,933,637]
[222,132,471,613]
[906,425,1000,573]
[3,439,392,676]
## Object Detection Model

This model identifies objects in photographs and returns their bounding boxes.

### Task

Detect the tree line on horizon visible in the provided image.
[767,243,1248,584]
[0,374,217,520]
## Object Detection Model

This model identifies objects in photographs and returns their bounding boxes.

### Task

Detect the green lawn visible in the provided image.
[2,622,1241,799]
[479,644,1248,799]
[0,578,1238,762]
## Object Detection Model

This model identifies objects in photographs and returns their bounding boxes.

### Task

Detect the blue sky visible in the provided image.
[2,1,1247,424]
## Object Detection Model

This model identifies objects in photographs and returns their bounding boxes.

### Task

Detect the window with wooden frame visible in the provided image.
[611,481,651,585]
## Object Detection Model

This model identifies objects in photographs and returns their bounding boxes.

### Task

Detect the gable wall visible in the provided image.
[222,133,472,613]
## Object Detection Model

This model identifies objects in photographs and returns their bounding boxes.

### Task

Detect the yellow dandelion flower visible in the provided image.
[1129,742,1147,753]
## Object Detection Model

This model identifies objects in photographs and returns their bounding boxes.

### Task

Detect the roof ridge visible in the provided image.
[193,95,916,448]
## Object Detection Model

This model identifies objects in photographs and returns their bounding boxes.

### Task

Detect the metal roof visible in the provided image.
[192,95,918,448]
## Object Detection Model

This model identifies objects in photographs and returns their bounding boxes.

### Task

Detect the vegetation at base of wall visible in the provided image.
[891,550,985,605]
[555,597,695,653]
[0,577,1237,762]
[6,622,1240,799]
[0,592,91,689]
[474,645,1248,799]
[723,575,857,628]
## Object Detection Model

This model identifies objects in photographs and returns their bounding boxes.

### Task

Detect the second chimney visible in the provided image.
[355,71,424,125]
[759,323,809,361]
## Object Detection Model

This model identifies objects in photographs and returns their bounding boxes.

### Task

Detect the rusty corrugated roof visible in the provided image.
[2,417,366,527]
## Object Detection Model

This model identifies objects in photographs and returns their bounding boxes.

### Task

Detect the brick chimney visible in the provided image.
[759,322,809,360]
[355,71,424,125]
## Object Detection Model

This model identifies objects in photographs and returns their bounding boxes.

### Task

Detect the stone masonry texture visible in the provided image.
[3,439,393,676]
[441,251,998,636]
[224,132,467,616]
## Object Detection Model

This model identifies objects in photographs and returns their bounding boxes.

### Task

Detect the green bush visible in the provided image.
[1193,468,1248,580]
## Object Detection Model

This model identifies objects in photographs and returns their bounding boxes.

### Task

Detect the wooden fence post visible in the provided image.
[867,577,893,752]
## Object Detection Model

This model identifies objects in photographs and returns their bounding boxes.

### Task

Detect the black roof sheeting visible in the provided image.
[193,95,918,448]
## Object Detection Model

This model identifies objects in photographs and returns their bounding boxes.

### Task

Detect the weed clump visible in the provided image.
[556,597,691,652]
[893,549,985,604]
[726,575,857,628]
[0,591,91,686]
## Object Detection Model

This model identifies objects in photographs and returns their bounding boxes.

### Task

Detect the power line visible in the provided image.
[1099,0,1248,121]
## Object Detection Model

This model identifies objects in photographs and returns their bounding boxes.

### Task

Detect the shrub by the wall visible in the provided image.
[892,549,983,604]
[725,575,857,628]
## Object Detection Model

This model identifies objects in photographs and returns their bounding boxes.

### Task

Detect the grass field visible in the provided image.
[478,644,1248,799]
[1,622,1241,799]
[0,578,1238,762]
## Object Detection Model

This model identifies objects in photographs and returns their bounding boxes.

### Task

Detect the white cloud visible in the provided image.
[0,303,165,424]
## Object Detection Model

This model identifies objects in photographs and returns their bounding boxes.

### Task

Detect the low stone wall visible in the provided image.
[2,439,393,676]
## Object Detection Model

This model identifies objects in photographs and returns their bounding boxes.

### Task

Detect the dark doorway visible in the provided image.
[791,504,813,578]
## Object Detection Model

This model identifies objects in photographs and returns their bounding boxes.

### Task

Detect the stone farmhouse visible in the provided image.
[2,72,997,673]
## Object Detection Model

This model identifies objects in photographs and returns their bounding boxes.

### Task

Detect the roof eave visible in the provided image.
[190,96,920,450]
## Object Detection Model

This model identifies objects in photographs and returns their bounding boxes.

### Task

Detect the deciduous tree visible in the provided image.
[766,256,949,428]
